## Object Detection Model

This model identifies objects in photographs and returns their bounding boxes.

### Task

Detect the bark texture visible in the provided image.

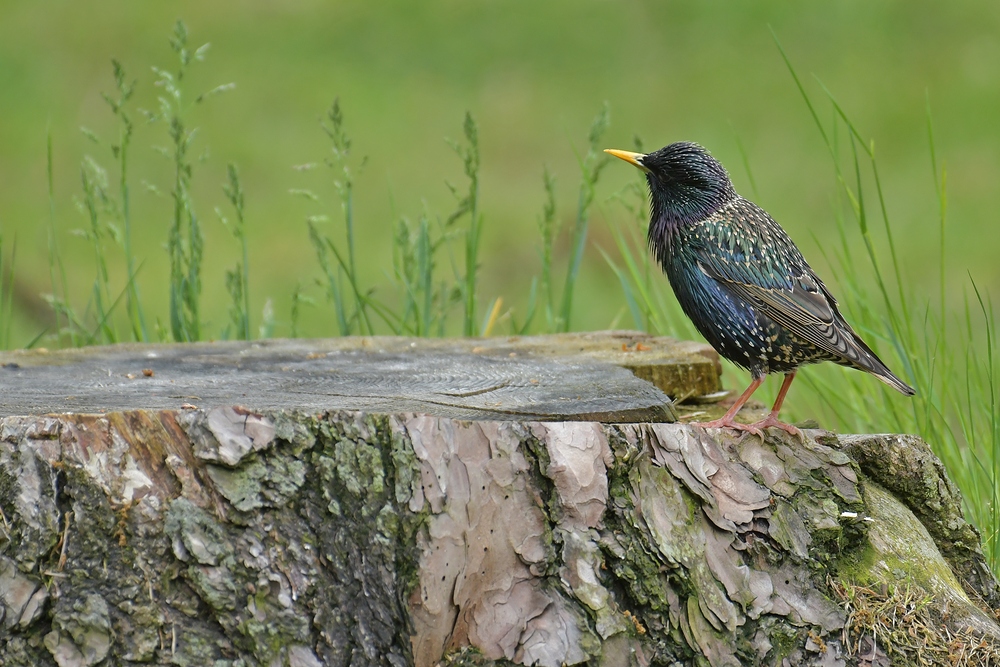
[1,409,998,667]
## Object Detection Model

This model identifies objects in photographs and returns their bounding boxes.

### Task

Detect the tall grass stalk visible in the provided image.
[45,60,159,347]
[75,98,154,348]
[391,212,453,337]
[534,168,559,332]
[220,164,250,339]
[559,103,610,332]
[105,60,147,341]
[79,153,117,343]
[45,130,75,347]
[301,99,376,336]
[289,283,314,339]
[307,216,348,335]
[324,99,372,334]
[445,113,483,336]
[151,21,233,341]
[927,92,948,354]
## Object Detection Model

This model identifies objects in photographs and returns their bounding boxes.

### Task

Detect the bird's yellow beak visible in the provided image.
[604,149,650,173]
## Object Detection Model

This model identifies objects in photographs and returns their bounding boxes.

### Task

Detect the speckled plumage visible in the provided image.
[606,142,913,435]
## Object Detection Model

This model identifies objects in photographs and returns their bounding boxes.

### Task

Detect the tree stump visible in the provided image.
[0,332,997,667]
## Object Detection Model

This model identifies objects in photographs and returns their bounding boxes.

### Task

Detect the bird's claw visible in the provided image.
[747,414,803,441]
[693,414,805,441]
[693,417,764,438]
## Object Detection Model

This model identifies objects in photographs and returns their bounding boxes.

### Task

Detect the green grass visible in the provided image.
[1,236,16,350]
[220,162,250,340]
[558,103,611,333]
[0,16,996,575]
[301,98,374,336]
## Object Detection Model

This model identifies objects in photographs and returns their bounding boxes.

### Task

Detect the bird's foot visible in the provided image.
[747,414,802,440]
[692,416,764,438]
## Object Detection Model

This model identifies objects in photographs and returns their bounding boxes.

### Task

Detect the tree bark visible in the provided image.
[1,411,997,667]
[1,334,997,666]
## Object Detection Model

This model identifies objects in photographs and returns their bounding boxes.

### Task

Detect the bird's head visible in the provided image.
[605,142,736,226]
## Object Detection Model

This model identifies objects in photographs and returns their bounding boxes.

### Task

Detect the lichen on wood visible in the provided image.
[840,433,1000,610]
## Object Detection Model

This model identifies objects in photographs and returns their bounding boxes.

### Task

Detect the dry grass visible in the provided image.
[830,579,1000,666]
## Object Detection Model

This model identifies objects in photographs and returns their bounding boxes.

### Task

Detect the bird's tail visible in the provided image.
[847,333,916,396]
[871,366,916,396]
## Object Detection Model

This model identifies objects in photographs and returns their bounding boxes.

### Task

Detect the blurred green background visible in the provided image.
[1,0,998,344]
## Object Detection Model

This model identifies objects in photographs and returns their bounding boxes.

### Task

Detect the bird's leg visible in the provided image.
[693,376,765,436]
[747,371,802,439]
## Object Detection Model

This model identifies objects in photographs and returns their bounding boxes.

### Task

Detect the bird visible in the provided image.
[605,142,914,437]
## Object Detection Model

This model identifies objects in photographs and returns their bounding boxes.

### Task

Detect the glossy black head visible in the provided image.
[606,142,736,226]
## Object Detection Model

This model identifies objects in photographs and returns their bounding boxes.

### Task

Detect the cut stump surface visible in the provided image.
[0,331,719,422]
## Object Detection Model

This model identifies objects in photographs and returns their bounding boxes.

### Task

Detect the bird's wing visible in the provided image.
[688,210,867,365]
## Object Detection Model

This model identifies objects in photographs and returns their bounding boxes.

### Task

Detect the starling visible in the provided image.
[605,142,914,437]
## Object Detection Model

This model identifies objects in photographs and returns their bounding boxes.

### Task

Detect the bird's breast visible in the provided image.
[658,229,772,373]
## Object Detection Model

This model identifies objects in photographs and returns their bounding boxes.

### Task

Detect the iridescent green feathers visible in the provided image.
[691,198,914,395]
